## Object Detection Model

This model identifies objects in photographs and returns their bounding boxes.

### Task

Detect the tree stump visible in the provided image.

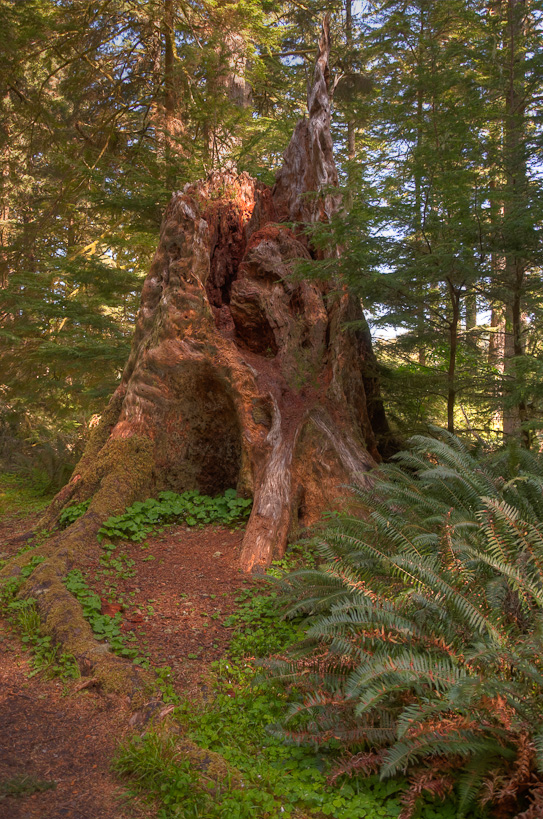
[42,18,390,570]
[1,20,391,690]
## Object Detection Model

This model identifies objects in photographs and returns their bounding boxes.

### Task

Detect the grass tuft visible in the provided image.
[0,774,56,799]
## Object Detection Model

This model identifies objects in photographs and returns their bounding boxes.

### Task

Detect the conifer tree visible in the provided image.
[320,0,543,440]
[0,0,301,432]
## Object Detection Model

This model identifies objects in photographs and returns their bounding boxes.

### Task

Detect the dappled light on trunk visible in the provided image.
[43,18,391,572]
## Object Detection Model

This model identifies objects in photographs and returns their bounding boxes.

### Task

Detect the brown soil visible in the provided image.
[0,513,267,819]
[0,629,132,819]
[85,523,265,698]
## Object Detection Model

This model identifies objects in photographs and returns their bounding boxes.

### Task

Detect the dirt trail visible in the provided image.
[0,631,132,819]
[0,513,264,819]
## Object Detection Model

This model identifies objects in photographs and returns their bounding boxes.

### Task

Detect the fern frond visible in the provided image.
[269,431,543,816]
[381,733,512,778]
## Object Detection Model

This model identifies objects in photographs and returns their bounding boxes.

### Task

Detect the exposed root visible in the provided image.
[25,559,150,698]
[1,539,151,698]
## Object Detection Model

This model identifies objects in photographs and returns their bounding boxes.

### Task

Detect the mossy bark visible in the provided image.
[0,19,393,691]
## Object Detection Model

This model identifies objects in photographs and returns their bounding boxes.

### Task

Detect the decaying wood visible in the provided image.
[40,16,392,572]
[0,20,392,691]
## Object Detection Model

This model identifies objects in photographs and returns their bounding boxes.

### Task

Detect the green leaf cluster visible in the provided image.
[178,675,407,819]
[115,605,405,819]
[64,569,144,662]
[97,489,252,543]
[224,591,303,661]
[58,499,91,528]
[115,570,457,818]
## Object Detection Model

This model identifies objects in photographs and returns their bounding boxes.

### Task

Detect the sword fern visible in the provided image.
[269,430,543,817]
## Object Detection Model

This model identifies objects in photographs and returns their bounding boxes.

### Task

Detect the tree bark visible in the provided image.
[447,280,461,434]
[148,1,184,185]
[1,21,392,689]
[465,292,477,348]
[46,16,390,567]
[499,0,529,444]
[0,109,10,289]
[488,304,504,366]
[345,0,356,161]
[204,3,252,169]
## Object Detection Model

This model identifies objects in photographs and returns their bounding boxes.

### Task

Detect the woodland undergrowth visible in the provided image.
[265,430,543,819]
[7,433,543,818]
[114,543,460,819]
[0,488,254,680]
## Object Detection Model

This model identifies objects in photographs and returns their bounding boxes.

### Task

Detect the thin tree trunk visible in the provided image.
[163,0,176,127]
[488,304,504,366]
[0,105,10,289]
[503,302,517,434]
[447,280,461,433]
[346,0,356,160]
[418,305,426,367]
[205,5,252,169]
[0,183,9,289]
[162,0,184,187]
[502,0,528,442]
[414,5,426,367]
[465,292,477,348]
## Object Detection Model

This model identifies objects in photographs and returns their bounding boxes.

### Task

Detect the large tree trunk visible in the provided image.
[1,21,392,689]
[43,17,391,568]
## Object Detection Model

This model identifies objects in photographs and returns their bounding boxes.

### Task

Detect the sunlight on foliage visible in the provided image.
[96,490,252,542]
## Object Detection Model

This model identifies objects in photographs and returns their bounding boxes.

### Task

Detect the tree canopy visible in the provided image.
[1,0,543,455]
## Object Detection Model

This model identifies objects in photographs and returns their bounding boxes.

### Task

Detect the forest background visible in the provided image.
[3,4,543,817]
[1,0,543,487]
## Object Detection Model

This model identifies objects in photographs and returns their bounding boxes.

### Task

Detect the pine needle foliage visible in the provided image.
[269,429,543,818]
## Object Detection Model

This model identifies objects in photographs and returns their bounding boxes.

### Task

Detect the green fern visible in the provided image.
[268,429,543,817]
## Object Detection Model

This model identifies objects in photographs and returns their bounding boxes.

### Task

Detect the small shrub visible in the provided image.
[154,666,180,705]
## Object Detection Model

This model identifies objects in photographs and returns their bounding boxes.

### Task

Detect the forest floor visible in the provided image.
[0,478,453,819]
[0,479,266,819]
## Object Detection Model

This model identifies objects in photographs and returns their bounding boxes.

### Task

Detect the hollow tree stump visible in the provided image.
[0,20,393,692]
[40,18,391,573]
